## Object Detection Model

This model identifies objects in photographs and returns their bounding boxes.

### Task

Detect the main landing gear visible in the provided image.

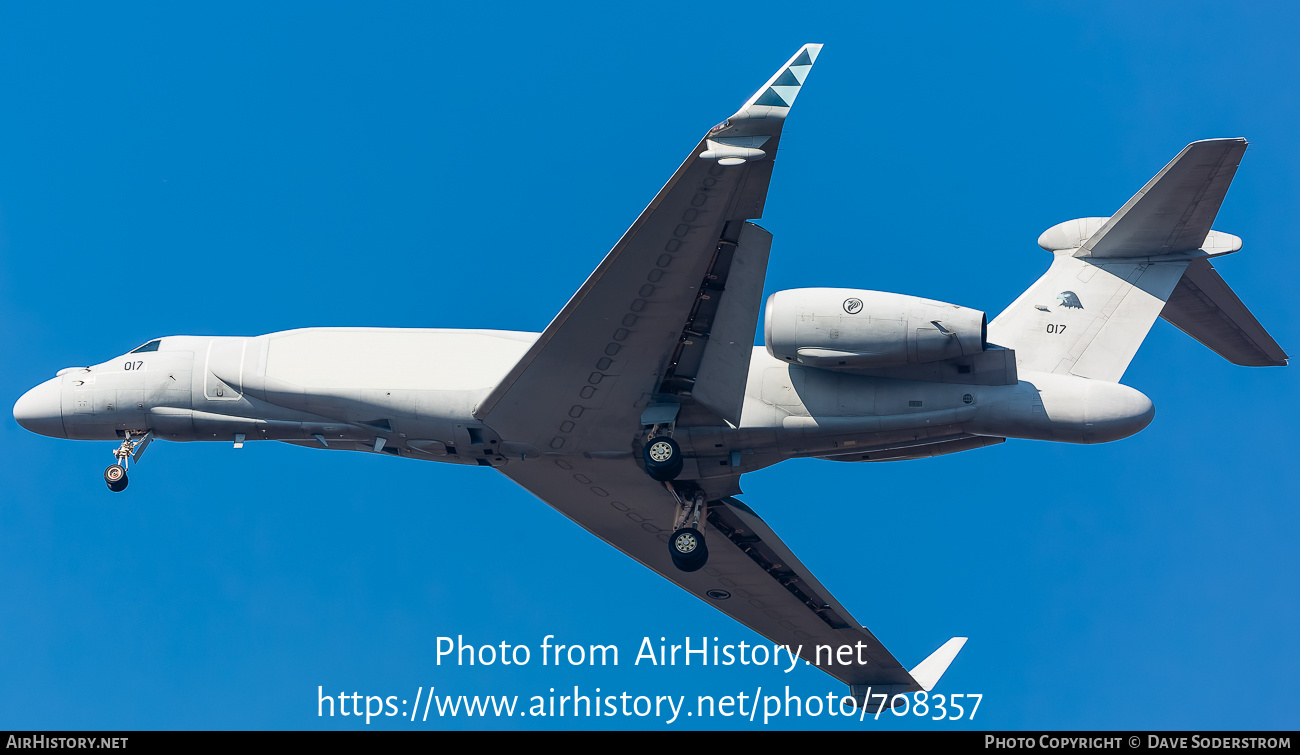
[667,483,708,572]
[104,430,152,492]
[643,424,706,571]
[642,436,683,482]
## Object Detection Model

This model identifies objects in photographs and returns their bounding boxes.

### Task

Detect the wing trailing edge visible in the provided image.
[473,45,822,450]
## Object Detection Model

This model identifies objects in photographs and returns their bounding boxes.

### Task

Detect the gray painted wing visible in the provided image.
[497,455,918,691]
[682,222,772,426]
[1161,258,1288,366]
[474,46,822,452]
[1080,138,1248,258]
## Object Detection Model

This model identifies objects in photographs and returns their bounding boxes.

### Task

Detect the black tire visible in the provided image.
[643,437,684,482]
[669,527,708,572]
[104,464,126,485]
[107,475,129,493]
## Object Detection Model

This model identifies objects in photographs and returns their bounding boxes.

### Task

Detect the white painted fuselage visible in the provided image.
[15,328,1154,472]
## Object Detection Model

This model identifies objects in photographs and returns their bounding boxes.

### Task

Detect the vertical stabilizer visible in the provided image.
[989,255,1188,381]
[990,138,1267,381]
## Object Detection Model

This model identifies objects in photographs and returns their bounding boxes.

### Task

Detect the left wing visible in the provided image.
[498,454,965,704]
[474,45,822,453]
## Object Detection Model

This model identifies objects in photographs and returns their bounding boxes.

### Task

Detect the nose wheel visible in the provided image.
[105,430,152,493]
[104,464,128,492]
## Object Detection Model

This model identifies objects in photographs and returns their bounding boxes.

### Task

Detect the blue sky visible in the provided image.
[2,2,1298,730]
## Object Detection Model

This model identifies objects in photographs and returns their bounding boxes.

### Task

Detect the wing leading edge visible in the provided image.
[480,46,966,703]
[497,453,965,707]
[474,45,823,453]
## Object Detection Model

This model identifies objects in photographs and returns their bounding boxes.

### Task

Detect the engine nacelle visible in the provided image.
[764,288,987,369]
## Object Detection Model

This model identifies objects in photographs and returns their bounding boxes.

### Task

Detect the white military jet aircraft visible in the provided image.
[13,44,1287,707]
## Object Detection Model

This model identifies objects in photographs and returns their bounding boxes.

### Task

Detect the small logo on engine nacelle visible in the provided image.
[843,298,863,314]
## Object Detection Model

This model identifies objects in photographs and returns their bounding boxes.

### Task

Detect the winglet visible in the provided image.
[737,43,824,114]
[700,45,823,166]
[908,637,968,692]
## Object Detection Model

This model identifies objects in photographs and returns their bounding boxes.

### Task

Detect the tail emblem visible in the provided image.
[1056,291,1083,309]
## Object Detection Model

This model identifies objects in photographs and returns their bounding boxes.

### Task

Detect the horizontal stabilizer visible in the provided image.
[909,637,968,692]
[1080,138,1247,258]
[1161,258,1288,366]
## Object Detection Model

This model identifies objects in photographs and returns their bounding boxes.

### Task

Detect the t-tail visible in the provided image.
[988,138,1287,381]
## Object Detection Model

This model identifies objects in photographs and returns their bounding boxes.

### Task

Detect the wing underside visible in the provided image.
[498,456,930,696]
[481,45,965,704]
[474,45,823,453]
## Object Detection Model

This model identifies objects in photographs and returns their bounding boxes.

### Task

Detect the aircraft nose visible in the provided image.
[14,377,66,438]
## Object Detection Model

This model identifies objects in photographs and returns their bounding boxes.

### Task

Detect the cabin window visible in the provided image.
[130,340,161,353]
[909,400,923,407]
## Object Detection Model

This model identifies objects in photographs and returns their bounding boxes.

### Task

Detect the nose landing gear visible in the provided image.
[104,430,152,492]
[104,463,128,492]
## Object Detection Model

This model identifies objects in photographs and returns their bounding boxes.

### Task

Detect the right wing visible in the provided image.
[474,45,821,453]
[1079,138,1248,258]
[498,454,965,705]
[484,45,966,705]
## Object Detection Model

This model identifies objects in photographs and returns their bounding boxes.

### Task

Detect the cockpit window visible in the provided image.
[130,340,161,353]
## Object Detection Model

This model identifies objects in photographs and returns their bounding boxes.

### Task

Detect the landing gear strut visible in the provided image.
[105,430,152,493]
[667,484,708,572]
[644,420,705,570]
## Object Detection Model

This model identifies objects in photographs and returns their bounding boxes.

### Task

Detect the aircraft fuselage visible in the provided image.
[15,328,1155,472]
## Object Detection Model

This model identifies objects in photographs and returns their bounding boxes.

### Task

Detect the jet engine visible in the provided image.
[764,288,987,369]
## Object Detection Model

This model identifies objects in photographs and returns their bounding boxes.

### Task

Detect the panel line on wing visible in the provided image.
[707,501,852,631]
[658,220,749,395]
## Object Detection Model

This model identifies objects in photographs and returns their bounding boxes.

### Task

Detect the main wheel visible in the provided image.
[104,464,129,493]
[643,437,684,482]
[669,527,708,572]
